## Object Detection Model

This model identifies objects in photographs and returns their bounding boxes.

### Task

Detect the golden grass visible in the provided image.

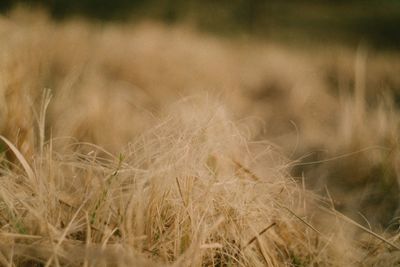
[0,94,375,266]
[1,7,400,266]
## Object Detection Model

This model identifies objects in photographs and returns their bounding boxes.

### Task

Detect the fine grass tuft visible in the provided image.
[0,7,400,266]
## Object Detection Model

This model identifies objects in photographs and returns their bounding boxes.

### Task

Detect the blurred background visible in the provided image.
[1,0,400,49]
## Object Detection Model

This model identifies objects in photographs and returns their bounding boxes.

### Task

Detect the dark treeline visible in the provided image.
[1,0,400,49]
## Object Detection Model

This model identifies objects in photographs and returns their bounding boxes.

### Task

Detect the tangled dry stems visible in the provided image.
[1,7,400,266]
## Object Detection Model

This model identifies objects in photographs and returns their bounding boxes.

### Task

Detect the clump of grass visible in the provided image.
[0,96,377,266]
[1,7,400,266]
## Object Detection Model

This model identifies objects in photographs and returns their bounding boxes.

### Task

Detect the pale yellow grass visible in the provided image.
[0,7,400,266]
[0,93,382,266]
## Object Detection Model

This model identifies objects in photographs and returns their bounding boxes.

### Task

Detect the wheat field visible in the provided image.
[1,7,400,266]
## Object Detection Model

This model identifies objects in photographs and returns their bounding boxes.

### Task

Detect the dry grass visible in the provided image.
[1,7,400,266]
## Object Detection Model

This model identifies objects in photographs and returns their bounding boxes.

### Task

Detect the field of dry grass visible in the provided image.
[1,7,400,266]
